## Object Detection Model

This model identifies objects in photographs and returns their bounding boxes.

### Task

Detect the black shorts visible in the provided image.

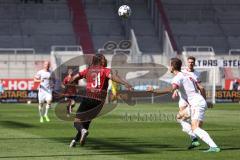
[76,98,103,120]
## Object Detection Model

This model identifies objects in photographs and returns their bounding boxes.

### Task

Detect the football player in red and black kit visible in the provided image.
[69,54,133,147]
[62,68,77,117]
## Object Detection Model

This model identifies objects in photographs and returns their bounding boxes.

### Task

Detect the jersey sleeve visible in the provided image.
[35,70,41,79]
[190,74,199,83]
[171,75,181,88]
[63,77,68,85]
[104,68,111,79]
[78,68,88,78]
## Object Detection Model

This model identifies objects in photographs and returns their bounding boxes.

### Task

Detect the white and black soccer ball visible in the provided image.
[118,5,131,18]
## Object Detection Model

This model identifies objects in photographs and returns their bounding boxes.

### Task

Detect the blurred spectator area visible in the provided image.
[162,0,240,54]
[0,0,76,53]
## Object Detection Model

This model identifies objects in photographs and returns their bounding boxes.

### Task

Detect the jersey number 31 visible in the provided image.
[92,73,101,88]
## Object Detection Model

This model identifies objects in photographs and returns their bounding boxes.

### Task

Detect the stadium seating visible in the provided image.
[0,0,76,53]
[161,0,240,54]
[84,0,162,53]
[83,0,123,50]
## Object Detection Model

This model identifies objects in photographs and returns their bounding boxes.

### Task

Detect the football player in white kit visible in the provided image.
[172,56,203,149]
[34,61,53,123]
[147,58,220,152]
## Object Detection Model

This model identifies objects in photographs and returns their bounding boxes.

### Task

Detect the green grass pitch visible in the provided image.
[0,103,239,160]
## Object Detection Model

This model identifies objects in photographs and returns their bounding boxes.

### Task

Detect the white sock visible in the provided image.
[38,104,44,117]
[193,127,218,148]
[178,120,197,140]
[44,104,50,117]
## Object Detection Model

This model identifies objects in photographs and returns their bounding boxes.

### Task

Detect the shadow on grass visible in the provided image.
[198,147,240,151]
[0,121,36,128]
[0,136,188,158]
[0,153,132,159]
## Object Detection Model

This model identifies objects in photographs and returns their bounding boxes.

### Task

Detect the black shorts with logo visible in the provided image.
[76,97,103,120]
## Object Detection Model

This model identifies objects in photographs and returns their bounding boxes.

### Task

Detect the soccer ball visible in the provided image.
[118,5,131,18]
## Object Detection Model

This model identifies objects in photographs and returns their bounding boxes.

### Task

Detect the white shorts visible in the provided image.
[190,107,206,121]
[38,90,52,103]
[179,98,188,108]
[188,96,207,121]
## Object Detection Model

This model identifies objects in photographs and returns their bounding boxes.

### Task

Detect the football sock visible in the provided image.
[44,104,50,116]
[74,132,81,141]
[83,121,91,130]
[74,122,83,132]
[193,127,218,148]
[178,119,197,140]
[38,104,44,117]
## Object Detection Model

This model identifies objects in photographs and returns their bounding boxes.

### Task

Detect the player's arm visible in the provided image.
[146,84,178,95]
[69,70,86,84]
[62,77,68,89]
[109,73,133,90]
[196,82,206,99]
[196,82,213,108]
[34,74,42,83]
[172,90,179,99]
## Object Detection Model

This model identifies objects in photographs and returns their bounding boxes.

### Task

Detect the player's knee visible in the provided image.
[46,100,52,105]
[71,100,76,106]
[191,122,198,131]
[74,118,80,122]
[73,121,82,131]
[176,113,182,122]
[38,103,44,108]
[45,101,51,107]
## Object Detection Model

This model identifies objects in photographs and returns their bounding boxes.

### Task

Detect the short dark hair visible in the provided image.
[187,56,196,62]
[170,58,182,71]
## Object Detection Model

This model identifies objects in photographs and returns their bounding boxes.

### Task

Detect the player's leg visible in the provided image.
[38,92,45,123]
[70,98,101,147]
[177,103,200,149]
[70,118,82,147]
[38,103,44,123]
[70,99,89,147]
[110,82,118,102]
[69,98,76,113]
[65,97,71,117]
[43,94,52,122]
[191,107,220,152]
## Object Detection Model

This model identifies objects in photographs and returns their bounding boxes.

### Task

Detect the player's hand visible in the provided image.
[125,84,134,91]
[146,86,154,92]
[172,91,178,99]
[207,102,213,108]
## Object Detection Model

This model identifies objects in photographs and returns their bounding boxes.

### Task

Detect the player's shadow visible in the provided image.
[0,153,135,159]
[0,120,36,128]
[221,147,240,151]
[47,136,179,154]
[0,137,70,142]
[82,137,182,154]
[198,147,240,151]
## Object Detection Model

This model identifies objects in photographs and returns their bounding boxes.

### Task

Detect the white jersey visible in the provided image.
[182,69,201,83]
[35,69,52,93]
[172,72,206,108]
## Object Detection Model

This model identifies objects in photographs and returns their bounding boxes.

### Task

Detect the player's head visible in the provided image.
[43,61,50,70]
[187,56,196,70]
[68,68,73,75]
[170,58,182,73]
[101,54,107,67]
[91,54,106,66]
